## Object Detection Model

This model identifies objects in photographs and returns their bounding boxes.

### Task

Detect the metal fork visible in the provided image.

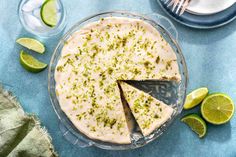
[164,0,191,16]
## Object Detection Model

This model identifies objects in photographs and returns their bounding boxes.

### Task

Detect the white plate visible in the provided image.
[187,0,236,15]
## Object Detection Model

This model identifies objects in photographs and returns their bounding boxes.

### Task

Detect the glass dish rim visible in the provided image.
[48,10,188,150]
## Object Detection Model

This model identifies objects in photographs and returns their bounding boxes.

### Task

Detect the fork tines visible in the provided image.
[163,0,190,16]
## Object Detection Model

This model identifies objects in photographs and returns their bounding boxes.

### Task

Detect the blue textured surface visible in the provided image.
[0,0,236,157]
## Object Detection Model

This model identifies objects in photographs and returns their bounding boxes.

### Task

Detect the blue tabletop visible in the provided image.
[0,0,236,157]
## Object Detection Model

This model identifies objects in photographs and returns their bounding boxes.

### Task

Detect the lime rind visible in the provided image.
[184,87,208,110]
[201,93,235,125]
[16,38,45,54]
[181,114,207,138]
[20,50,47,73]
[40,0,58,27]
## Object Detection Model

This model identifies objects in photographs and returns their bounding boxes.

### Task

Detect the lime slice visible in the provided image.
[181,114,207,138]
[184,87,208,110]
[16,38,45,54]
[41,0,58,27]
[20,50,47,73]
[201,93,235,125]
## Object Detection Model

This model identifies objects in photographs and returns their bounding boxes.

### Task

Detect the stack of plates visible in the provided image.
[158,0,236,28]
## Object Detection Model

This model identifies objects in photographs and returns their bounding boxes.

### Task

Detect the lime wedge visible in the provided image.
[20,50,47,73]
[181,114,207,138]
[184,87,208,110]
[201,93,235,125]
[41,0,58,27]
[16,38,45,54]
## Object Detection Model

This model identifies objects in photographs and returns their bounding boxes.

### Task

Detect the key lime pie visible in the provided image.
[55,17,180,144]
[120,82,174,136]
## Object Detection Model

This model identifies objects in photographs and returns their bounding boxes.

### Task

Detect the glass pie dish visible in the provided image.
[48,11,188,150]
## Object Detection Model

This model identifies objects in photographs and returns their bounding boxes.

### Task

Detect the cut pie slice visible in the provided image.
[119,81,174,136]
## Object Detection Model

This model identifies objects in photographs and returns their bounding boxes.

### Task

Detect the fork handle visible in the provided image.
[144,13,178,41]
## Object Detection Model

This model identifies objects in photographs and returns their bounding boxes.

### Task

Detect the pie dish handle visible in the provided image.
[59,122,93,148]
[145,13,178,41]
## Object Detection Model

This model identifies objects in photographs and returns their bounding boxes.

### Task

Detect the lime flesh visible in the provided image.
[16,38,45,54]
[41,0,58,27]
[201,93,235,125]
[181,114,207,138]
[20,50,47,73]
[184,87,208,110]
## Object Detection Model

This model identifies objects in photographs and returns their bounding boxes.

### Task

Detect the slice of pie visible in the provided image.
[119,81,174,136]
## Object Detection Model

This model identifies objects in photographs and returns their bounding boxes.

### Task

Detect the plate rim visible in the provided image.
[157,0,236,29]
[186,0,236,16]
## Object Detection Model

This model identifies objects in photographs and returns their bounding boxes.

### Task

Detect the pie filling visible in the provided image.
[55,17,181,144]
[119,81,174,136]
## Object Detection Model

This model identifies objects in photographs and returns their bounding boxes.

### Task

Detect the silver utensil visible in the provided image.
[164,0,191,16]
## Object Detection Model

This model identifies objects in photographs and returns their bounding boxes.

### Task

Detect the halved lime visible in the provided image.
[181,114,207,138]
[16,38,45,54]
[201,93,235,125]
[41,0,58,27]
[184,87,208,110]
[20,50,47,73]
